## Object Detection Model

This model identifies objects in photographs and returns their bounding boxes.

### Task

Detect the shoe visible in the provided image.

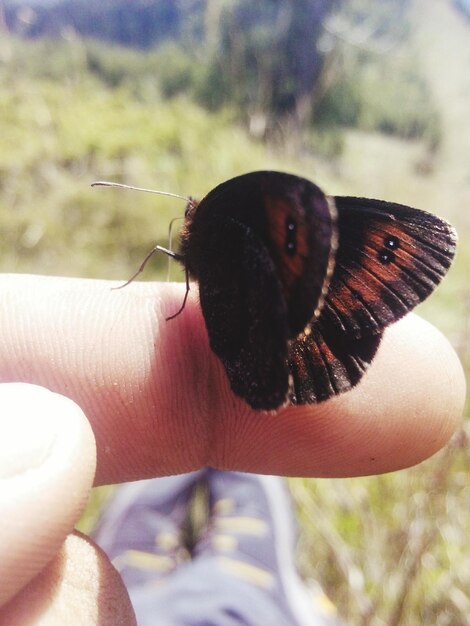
[92,470,205,587]
[193,469,343,626]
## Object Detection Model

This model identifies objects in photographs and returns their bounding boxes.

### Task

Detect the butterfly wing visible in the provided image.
[321,196,457,338]
[197,215,290,410]
[288,322,381,404]
[255,172,337,337]
[288,197,457,404]
[182,171,337,338]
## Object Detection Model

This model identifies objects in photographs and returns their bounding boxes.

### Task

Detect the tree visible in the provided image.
[201,0,340,137]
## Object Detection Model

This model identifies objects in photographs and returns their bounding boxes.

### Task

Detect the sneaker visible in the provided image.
[193,469,343,626]
[92,470,205,587]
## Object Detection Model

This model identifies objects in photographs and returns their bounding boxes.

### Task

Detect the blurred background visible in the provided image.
[0,0,468,623]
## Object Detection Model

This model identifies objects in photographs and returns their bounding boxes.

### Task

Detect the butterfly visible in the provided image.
[172,171,457,411]
[94,171,456,411]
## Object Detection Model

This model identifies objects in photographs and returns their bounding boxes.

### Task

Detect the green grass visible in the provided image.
[314,48,442,152]
[291,428,470,625]
[0,45,297,279]
[2,4,469,623]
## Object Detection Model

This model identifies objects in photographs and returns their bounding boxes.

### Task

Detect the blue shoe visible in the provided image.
[92,470,206,587]
[192,470,343,626]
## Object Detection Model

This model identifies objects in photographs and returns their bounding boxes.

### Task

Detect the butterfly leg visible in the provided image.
[112,244,183,290]
[166,266,190,321]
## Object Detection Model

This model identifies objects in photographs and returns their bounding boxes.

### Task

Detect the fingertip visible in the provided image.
[0,384,96,605]
[210,315,465,477]
[0,532,136,626]
[361,314,465,449]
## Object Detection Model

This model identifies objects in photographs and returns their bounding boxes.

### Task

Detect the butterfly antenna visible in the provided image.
[92,180,189,288]
[91,180,191,203]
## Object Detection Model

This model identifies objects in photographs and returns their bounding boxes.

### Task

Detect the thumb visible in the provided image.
[0,383,136,625]
[0,384,96,604]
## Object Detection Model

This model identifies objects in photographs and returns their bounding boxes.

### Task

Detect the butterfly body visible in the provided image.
[176,171,456,411]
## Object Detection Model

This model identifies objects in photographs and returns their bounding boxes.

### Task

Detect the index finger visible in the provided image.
[0,274,465,482]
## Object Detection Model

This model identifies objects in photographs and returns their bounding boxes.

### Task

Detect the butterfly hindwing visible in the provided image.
[197,215,290,410]
[288,322,381,404]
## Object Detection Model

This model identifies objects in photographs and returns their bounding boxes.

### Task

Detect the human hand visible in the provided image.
[0,383,136,625]
[0,274,465,624]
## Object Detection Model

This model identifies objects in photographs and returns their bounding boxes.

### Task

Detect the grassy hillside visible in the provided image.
[1,1,469,624]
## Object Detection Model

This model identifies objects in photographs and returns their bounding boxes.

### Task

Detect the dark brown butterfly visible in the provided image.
[94,171,456,411]
[176,171,456,410]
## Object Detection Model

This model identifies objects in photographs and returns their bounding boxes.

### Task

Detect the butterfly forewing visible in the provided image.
[319,197,457,339]
[182,172,336,338]
[287,196,456,405]
[258,173,337,336]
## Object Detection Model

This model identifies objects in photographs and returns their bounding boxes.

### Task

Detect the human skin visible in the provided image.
[0,274,466,625]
